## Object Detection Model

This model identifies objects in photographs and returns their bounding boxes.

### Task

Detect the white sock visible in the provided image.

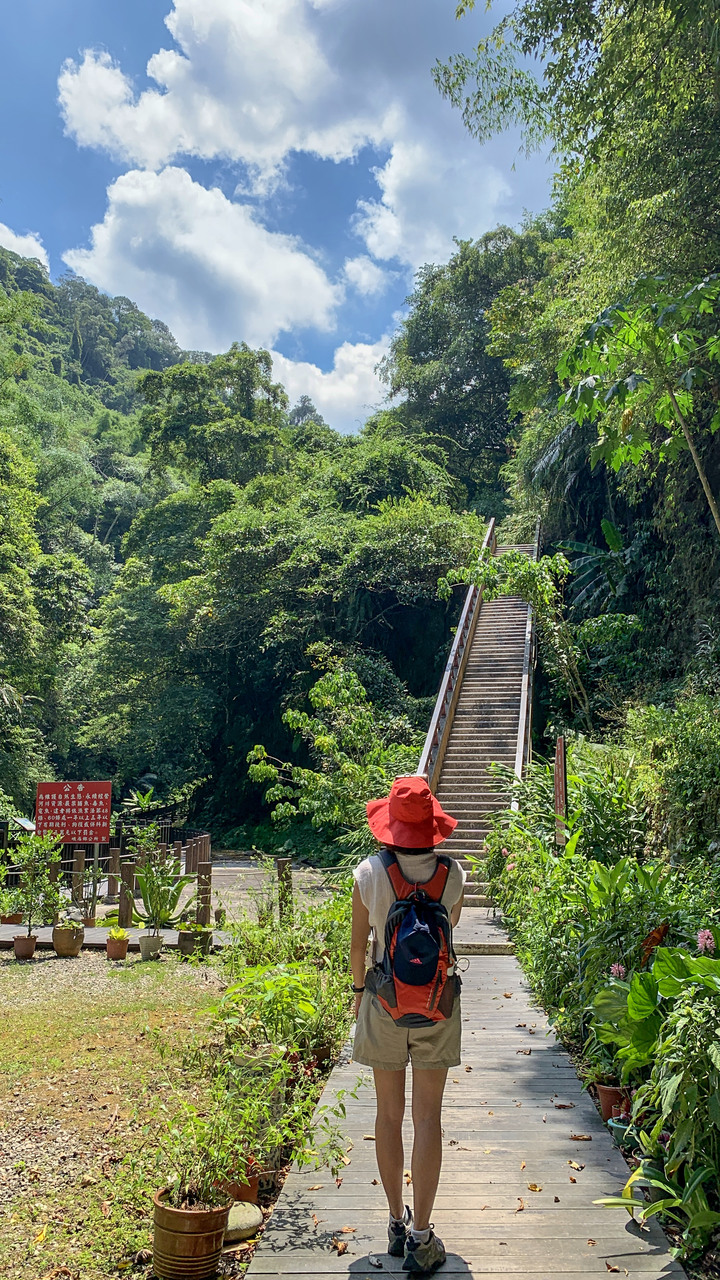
[390,1206,410,1225]
[411,1226,431,1244]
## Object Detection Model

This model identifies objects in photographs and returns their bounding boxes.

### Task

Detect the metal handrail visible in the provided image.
[418,519,497,792]
[512,518,541,786]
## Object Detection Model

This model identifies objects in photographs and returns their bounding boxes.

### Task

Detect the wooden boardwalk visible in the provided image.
[245,944,683,1279]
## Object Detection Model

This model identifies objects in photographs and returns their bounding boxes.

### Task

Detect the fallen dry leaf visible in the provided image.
[465,1065,473,1072]
[503,992,513,998]
[568,1160,585,1171]
[312,1214,320,1230]
[340,1226,356,1233]
[554,1196,560,1203]
[308,1185,323,1191]
[371,1178,379,1185]
[520,1160,526,1170]
[587,1238,596,1246]
[527,1183,542,1192]
[570,1133,592,1141]
[35,1226,47,1244]
[101,1200,111,1219]
[340,1155,352,1165]
[362,1135,375,1141]
[515,1198,525,1213]
[335,1177,343,1188]
[331,1237,349,1256]
[542,1113,547,1122]
[516,1048,532,1055]
[452,1078,459,1083]
[404,1172,412,1186]
[555,1102,575,1109]
[516,1023,526,1028]
[569,1176,577,1183]
[488,1110,494,1115]
[606,1265,619,1273]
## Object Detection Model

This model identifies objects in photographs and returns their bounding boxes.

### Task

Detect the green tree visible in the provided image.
[559,275,720,541]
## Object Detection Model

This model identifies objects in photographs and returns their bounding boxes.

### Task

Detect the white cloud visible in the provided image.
[0,222,49,270]
[58,1,549,265]
[58,3,391,180]
[342,255,388,298]
[63,167,342,351]
[356,136,512,268]
[271,336,388,434]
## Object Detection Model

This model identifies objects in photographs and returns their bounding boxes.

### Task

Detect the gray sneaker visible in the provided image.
[388,1205,413,1256]
[403,1229,446,1273]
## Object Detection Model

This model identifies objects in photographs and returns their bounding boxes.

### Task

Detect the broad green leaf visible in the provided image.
[627,972,659,1021]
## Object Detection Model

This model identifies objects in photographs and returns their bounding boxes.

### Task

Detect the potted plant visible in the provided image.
[177,920,213,958]
[107,925,130,961]
[607,1095,635,1150]
[133,847,195,960]
[52,917,85,958]
[72,860,105,927]
[152,1086,245,1280]
[0,883,22,926]
[11,833,62,960]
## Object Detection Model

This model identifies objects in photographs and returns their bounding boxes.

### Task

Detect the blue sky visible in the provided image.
[0,0,551,430]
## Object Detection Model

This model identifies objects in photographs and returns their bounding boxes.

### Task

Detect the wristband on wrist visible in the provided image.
[352,984,365,993]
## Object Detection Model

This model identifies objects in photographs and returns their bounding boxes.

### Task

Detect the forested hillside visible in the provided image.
[0,245,502,837]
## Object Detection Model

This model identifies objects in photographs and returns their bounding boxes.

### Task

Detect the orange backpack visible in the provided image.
[369,849,459,1026]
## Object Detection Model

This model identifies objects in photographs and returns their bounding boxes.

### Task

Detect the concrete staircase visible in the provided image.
[418,525,537,955]
[436,583,532,907]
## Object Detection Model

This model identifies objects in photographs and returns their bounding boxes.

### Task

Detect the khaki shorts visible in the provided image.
[352,989,462,1071]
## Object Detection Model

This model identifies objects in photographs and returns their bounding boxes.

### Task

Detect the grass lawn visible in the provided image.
[0,949,224,1279]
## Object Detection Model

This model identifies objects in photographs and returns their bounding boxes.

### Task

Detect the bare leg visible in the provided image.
[373,1068,406,1220]
[410,1067,448,1230]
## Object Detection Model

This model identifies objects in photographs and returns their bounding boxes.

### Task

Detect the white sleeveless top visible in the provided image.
[354,849,466,962]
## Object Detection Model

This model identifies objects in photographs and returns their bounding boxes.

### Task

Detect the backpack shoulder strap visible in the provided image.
[419,854,451,902]
[377,847,410,899]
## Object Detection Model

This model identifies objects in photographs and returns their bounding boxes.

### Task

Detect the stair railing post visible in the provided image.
[554,735,568,846]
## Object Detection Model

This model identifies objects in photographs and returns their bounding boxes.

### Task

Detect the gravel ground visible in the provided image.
[0,947,224,1011]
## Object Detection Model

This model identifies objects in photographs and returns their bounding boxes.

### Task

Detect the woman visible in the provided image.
[350,775,464,1274]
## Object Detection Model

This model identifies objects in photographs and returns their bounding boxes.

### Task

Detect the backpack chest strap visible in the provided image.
[378,848,451,903]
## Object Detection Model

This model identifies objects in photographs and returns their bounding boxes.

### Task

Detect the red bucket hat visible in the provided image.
[366,776,458,849]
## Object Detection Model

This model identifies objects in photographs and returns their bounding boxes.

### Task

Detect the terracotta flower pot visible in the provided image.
[52,926,85,958]
[139,934,163,961]
[82,915,97,928]
[596,1083,628,1122]
[13,935,37,960]
[153,1189,231,1280]
[1,913,23,925]
[106,936,129,961]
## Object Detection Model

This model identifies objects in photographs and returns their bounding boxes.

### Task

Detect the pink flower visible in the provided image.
[610,962,626,979]
[502,848,510,857]
[506,861,516,871]
[697,929,715,954]
[532,886,540,893]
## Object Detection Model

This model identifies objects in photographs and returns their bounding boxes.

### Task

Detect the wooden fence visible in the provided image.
[0,822,213,927]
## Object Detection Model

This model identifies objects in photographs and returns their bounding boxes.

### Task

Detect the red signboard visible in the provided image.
[35,781,112,843]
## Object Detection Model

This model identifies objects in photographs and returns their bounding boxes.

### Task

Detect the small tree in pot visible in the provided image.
[11,833,62,959]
